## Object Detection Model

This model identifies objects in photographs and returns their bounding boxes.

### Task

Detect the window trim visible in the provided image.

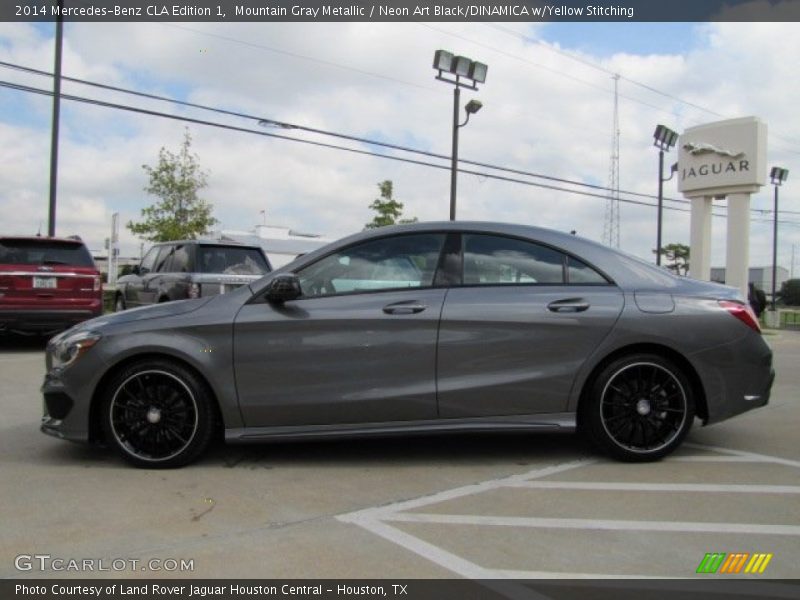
[248,229,616,304]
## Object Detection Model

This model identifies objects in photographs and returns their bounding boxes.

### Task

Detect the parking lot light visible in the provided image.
[433,49,488,221]
[770,167,789,311]
[653,124,679,266]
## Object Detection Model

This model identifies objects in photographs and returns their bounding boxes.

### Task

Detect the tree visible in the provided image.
[779,278,800,306]
[127,129,218,242]
[654,243,690,276]
[364,180,418,229]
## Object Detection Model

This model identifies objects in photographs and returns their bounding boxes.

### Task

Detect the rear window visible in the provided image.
[0,239,94,267]
[197,245,270,275]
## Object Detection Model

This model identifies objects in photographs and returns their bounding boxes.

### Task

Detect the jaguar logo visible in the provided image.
[682,142,744,159]
[37,265,54,272]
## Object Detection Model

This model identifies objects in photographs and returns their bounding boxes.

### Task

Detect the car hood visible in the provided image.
[76,296,216,333]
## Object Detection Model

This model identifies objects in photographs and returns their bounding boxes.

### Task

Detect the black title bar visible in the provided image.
[4,0,800,22]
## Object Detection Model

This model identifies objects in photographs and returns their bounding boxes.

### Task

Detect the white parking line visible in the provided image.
[337,444,800,578]
[384,512,800,536]
[505,481,800,494]
[685,443,800,469]
[340,458,596,521]
[671,455,774,462]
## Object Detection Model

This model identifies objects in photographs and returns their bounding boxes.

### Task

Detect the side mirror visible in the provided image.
[266,273,302,304]
[131,265,141,276]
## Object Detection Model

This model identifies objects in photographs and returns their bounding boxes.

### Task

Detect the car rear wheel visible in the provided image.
[581,353,695,462]
[114,294,126,312]
[102,359,215,468]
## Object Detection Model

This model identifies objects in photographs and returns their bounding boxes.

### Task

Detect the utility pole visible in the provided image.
[47,0,64,237]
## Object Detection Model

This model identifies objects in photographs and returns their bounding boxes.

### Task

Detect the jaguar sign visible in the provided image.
[677,117,767,298]
[678,117,766,196]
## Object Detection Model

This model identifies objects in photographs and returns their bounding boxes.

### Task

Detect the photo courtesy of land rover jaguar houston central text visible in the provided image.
[40,222,774,468]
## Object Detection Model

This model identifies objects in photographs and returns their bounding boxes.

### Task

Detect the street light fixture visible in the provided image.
[770,166,789,311]
[433,50,488,221]
[653,124,679,266]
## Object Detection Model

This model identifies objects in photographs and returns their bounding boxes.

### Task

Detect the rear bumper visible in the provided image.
[0,308,101,335]
[692,333,774,425]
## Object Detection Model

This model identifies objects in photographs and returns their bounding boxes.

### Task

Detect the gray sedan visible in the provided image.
[41,222,774,468]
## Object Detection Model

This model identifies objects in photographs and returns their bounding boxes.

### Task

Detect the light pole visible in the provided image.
[433,50,487,221]
[652,124,679,266]
[770,166,789,311]
[48,0,64,237]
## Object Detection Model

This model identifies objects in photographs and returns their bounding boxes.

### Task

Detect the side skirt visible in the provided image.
[225,413,576,444]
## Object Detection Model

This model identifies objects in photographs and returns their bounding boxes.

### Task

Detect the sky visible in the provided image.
[0,16,799,275]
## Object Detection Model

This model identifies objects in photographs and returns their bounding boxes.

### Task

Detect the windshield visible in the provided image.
[197,245,270,275]
[0,239,95,267]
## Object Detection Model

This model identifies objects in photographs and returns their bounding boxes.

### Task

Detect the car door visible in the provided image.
[233,233,448,428]
[437,233,624,418]
[139,244,173,304]
[124,247,158,307]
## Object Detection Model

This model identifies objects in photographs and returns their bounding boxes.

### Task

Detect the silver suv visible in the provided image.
[114,240,271,311]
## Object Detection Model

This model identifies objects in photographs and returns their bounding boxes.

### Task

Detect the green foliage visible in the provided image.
[654,243,690,276]
[779,278,800,306]
[364,180,418,229]
[127,129,218,242]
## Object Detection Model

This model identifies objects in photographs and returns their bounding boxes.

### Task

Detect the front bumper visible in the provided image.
[0,308,101,336]
[40,368,93,443]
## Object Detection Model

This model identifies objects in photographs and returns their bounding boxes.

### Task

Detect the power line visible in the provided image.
[0,78,684,213]
[4,77,800,230]
[0,59,702,210]
[5,58,796,223]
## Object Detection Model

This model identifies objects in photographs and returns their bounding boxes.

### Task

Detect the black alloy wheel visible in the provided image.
[582,353,695,461]
[102,359,215,468]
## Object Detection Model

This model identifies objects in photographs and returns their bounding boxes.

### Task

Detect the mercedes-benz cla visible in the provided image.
[41,222,773,468]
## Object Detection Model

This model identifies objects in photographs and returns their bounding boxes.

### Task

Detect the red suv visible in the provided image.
[0,236,103,336]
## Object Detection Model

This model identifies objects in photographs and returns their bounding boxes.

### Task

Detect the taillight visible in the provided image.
[189,283,200,299]
[718,300,761,333]
[93,275,102,292]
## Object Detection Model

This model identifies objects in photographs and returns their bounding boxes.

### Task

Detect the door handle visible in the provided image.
[383,301,427,315]
[547,298,590,313]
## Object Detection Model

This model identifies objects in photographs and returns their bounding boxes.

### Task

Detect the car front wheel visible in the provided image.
[102,359,216,468]
[581,353,695,462]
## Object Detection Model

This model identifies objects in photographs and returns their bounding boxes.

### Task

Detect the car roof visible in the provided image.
[0,235,86,244]
[149,239,262,249]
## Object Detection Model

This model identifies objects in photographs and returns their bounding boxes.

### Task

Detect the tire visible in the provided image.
[101,359,216,468]
[580,353,695,462]
[114,294,126,312]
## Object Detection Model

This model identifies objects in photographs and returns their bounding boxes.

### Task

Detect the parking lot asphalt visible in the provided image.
[1,331,798,580]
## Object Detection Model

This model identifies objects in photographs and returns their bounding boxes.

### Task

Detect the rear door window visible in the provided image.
[0,240,94,267]
[567,257,609,284]
[198,246,270,275]
[463,234,565,285]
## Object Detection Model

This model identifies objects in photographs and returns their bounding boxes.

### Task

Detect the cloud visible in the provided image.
[0,21,797,273]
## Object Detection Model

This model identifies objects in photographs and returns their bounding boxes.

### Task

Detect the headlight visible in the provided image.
[50,331,102,369]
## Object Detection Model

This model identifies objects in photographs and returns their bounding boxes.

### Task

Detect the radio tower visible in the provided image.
[603,74,621,248]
